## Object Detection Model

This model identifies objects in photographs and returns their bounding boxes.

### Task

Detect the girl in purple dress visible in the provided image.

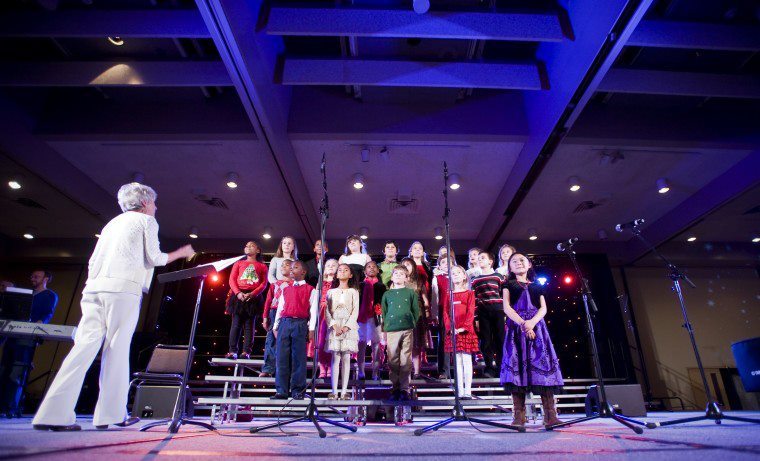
[501,253,564,429]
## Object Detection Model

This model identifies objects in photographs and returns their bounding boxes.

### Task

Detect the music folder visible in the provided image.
[157,255,243,284]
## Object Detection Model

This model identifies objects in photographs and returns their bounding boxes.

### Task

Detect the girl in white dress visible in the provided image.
[495,243,515,277]
[325,263,360,399]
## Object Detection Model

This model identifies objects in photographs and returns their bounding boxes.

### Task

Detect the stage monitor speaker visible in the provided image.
[732,337,760,392]
[585,384,646,417]
[132,385,194,419]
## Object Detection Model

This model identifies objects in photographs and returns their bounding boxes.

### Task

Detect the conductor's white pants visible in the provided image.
[32,291,141,426]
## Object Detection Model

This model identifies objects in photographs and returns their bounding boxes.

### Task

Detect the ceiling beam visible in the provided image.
[0,95,117,221]
[629,20,760,52]
[0,61,232,87]
[266,7,566,42]
[622,152,760,264]
[195,0,319,242]
[598,69,760,99]
[477,0,656,250]
[281,58,545,90]
[0,10,210,38]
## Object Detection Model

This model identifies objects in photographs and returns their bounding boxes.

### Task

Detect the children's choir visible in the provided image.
[224,237,564,425]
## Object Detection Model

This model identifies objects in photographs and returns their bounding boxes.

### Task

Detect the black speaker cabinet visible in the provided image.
[131,385,194,419]
[585,384,646,417]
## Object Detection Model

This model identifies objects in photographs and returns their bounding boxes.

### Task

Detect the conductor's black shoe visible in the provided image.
[270,393,288,400]
[116,416,141,427]
[96,416,140,430]
[34,424,82,432]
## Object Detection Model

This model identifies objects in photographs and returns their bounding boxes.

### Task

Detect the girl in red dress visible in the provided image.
[444,265,478,398]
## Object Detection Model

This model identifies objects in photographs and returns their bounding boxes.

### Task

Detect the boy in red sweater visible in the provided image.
[226,241,268,360]
[272,261,318,399]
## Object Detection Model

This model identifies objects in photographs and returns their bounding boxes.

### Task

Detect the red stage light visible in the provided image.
[563,275,574,285]
[211,274,220,283]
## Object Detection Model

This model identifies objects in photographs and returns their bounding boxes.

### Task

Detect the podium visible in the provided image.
[140,260,237,433]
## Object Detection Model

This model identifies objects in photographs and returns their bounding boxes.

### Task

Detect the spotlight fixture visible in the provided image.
[108,36,124,46]
[597,229,609,240]
[226,172,239,189]
[131,172,145,184]
[262,227,272,240]
[752,236,760,243]
[352,173,365,190]
[23,227,35,240]
[379,146,390,161]
[412,0,430,14]
[359,227,369,240]
[657,177,670,194]
[687,236,697,242]
[537,276,548,286]
[188,227,199,239]
[8,180,21,190]
[449,174,462,190]
[568,176,581,192]
[360,147,370,162]
[528,228,538,241]
[434,227,443,240]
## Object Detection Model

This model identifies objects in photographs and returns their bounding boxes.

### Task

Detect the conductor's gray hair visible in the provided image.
[117,183,157,212]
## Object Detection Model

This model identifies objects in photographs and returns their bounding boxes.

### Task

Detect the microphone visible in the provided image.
[556,237,579,252]
[615,218,645,232]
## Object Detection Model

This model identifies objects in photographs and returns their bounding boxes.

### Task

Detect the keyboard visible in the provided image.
[0,320,76,342]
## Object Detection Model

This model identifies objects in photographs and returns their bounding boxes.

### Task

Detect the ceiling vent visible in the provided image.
[572,200,603,214]
[15,197,47,210]
[742,205,760,215]
[193,194,229,210]
[389,190,419,214]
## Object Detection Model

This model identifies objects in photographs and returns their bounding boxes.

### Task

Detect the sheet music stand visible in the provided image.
[140,264,219,433]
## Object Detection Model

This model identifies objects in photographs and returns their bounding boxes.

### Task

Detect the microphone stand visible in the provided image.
[625,226,760,428]
[249,153,358,438]
[547,240,644,433]
[414,162,525,435]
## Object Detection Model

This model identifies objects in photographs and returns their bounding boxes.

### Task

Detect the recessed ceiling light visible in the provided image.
[353,173,365,190]
[657,178,670,194]
[434,227,443,240]
[687,236,697,242]
[528,228,538,241]
[8,180,21,190]
[568,176,581,192]
[226,172,239,189]
[23,227,35,240]
[449,174,462,190]
[262,227,272,240]
[359,227,369,240]
[752,237,760,243]
[413,0,430,14]
[189,227,199,239]
[108,36,124,46]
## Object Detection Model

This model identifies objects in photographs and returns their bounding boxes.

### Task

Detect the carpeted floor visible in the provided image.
[1,412,759,460]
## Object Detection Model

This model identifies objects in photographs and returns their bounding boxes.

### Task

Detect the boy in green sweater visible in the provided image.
[381,265,420,400]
